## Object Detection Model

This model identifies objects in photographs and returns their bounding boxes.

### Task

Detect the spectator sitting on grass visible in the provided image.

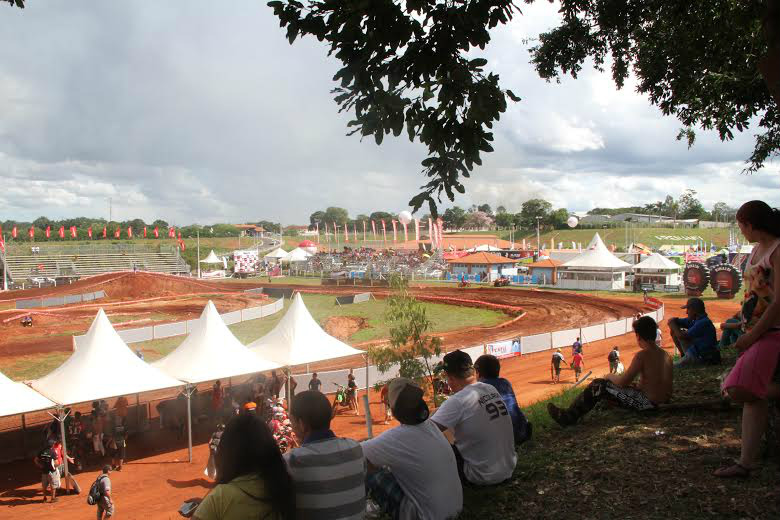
[668,297,719,366]
[362,378,463,520]
[474,354,532,445]
[431,350,517,486]
[548,316,673,427]
[719,312,743,349]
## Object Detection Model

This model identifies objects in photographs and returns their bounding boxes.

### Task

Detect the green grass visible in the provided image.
[3,352,71,381]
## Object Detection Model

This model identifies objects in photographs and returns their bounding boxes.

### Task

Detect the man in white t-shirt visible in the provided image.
[362,378,462,520]
[431,350,517,486]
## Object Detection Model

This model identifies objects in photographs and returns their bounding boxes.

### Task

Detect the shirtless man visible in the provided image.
[547,316,672,427]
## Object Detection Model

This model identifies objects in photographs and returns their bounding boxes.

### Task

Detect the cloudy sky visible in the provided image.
[0,1,777,225]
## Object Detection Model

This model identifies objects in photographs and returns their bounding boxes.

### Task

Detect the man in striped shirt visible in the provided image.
[285,390,366,519]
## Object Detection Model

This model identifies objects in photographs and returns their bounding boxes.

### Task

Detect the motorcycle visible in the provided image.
[493,277,510,287]
[458,279,471,288]
[331,383,352,415]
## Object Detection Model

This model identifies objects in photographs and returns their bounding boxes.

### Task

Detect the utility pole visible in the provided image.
[535,216,542,252]
[2,232,7,291]
[196,229,201,279]
[109,197,112,223]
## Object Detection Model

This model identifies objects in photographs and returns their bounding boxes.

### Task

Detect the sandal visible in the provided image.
[713,463,753,478]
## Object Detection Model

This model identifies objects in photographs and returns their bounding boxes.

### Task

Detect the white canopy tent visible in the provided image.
[283,247,312,263]
[31,309,184,480]
[632,252,681,288]
[199,250,222,264]
[153,301,281,460]
[467,244,502,252]
[264,247,288,263]
[558,233,631,290]
[0,370,55,418]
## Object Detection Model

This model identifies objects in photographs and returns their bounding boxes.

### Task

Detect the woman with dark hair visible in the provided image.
[193,414,295,519]
[716,200,780,478]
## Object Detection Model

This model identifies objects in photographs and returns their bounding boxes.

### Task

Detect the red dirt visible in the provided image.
[322,316,369,341]
[0,295,741,519]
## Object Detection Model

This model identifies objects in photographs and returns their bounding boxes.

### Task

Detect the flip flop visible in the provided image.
[713,463,753,478]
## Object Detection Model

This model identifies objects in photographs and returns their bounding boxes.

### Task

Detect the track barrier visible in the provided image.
[15,289,106,309]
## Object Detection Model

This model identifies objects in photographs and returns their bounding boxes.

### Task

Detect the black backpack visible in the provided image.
[87,475,107,506]
[37,448,56,472]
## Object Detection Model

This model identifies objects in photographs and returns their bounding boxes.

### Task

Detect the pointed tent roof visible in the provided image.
[0,370,55,417]
[264,247,288,259]
[285,247,312,262]
[31,310,183,405]
[247,293,363,366]
[153,302,280,384]
[561,233,631,270]
[200,250,222,264]
[632,252,681,271]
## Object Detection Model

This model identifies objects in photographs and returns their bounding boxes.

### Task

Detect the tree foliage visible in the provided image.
[368,274,442,397]
[267,0,520,217]
[531,0,780,174]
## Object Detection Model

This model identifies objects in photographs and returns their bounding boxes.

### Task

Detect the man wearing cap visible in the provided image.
[667,297,719,366]
[361,378,462,520]
[431,350,517,486]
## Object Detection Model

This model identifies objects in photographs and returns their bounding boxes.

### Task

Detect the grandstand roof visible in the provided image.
[447,252,519,265]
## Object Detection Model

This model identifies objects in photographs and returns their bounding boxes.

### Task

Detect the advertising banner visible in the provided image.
[486,339,520,359]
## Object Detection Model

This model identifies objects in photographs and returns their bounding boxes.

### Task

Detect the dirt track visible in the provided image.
[0,295,742,520]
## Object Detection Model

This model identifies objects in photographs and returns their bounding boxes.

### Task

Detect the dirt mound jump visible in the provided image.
[322,316,369,341]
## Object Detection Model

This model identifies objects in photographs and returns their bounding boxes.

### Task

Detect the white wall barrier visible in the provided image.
[551,329,581,349]
[657,306,665,321]
[154,321,187,339]
[222,310,242,326]
[521,333,552,354]
[580,324,606,343]
[642,311,658,321]
[604,319,628,338]
[118,326,154,343]
[241,307,263,321]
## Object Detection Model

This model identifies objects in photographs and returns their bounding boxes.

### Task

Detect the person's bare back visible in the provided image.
[633,347,673,404]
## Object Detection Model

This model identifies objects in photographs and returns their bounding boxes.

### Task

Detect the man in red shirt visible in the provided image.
[572,351,585,382]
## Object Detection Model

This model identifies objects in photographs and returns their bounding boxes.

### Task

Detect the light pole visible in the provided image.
[535,216,542,252]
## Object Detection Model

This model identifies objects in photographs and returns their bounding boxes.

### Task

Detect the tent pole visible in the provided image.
[136,393,141,430]
[284,367,291,412]
[364,355,373,439]
[21,414,26,457]
[58,408,70,492]
[186,384,193,463]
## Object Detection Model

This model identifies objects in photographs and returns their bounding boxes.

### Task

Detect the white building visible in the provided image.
[632,253,681,289]
[557,233,631,290]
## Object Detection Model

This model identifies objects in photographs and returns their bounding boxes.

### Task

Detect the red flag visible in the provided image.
[392,220,397,242]
[363,221,367,242]
[333,223,338,242]
[371,220,377,239]
[88,226,92,239]
[178,231,182,240]
[179,239,186,251]
[12,226,17,239]
[168,227,175,238]
[437,218,444,249]
[103,226,107,239]
[127,227,133,238]
[153,227,159,238]
[0,235,4,253]
[353,224,357,242]
[402,221,408,242]
[115,228,120,239]
[415,218,420,242]
[45,226,51,238]
[29,226,35,239]
[428,217,434,246]
[70,226,77,238]
[344,223,349,242]
[59,226,65,239]
[143,227,147,238]
[381,219,387,244]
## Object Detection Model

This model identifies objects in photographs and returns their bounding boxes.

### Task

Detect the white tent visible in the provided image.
[557,233,631,290]
[0,370,55,418]
[200,250,222,264]
[284,247,312,263]
[153,301,280,384]
[32,309,183,405]
[632,252,681,288]
[468,244,502,252]
[247,293,363,367]
[264,247,288,260]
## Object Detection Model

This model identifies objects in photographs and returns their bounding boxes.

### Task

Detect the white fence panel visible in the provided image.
[221,310,242,325]
[580,324,606,343]
[551,329,581,349]
[657,305,665,321]
[462,345,486,361]
[605,319,628,338]
[82,292,95,302]
[521,333,552,354]
[154,321,187,339]
[241,307,263,321]
[119,326,154,344]
[642,310,658,322]
[64,294,82,305]
[186,320,199,333]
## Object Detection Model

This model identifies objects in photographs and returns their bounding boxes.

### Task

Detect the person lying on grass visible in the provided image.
[548,316,673,427]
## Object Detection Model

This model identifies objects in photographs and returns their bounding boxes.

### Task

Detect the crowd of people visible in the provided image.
[24,198,780,517]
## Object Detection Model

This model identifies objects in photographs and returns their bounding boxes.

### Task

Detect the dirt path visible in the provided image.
[0,295,741,520]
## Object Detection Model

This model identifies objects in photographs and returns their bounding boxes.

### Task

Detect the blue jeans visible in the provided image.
[366,468,404,519]
[719,319,742,348]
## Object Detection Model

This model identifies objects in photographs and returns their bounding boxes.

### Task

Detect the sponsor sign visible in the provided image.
[486,339,521,359]
[710,263,742,299]
[683,261,709,296]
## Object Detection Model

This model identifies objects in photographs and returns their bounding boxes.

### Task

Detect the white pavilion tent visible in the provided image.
[557,233,631,290]
[0,370,55,418]
[247,293,363,367]
[632,253,681,288]
[200,250,222,264]
[283,247,312,263]
[264,247,288,263]
[153,301,281,460]
[468,244,502,252]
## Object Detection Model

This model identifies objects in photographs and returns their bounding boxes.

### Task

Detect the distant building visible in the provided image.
[611,213,674,223]
[526,258,563,285]
[447,252,520,282]
[235,224,265,237]
[580,214,611,225]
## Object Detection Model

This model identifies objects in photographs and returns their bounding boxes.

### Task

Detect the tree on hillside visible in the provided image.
[464,210,493,230]
[324,207,350,225]
[711,202,736,222]
[151,219,169,230]
[261,0,778,215]
[494,211,514,229]
[678,189,706,220]
[547,208,570,229]
[477,203,493,216]
[442,206,467,229]
[496,205,507,214]
[369,211,395,222]
[519,199,552,229]
[309,210,326,227]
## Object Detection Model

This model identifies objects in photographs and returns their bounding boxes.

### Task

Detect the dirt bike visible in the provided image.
[493,277,510,287]
[458,280,471,288]
[331,383,353,415]
[21,317,33,327]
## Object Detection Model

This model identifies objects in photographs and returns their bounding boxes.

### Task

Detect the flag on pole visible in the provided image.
[88,226,92,239]
[381,220,387,245]
[315,222,319,243]
[344,223,349,242]
[128,227,133,238]
[363,221,367,242]
[29,226,34,239]
[153,227,159,238]
[59,226,65,239]
[70,226,77,238]
[402,221,408,242]
[143,227,147,238]
[428,218,434,247]
[169,227,176,238]
[114,228,120,238]
[179,239,186,251]
[45,226,51,238]
[178,231,182,240]
[414,219,419,242]
[437,218,444,249]
[103,226,107,239]
[353,224,357,242]
[0,235,4,253]
[333,223,338,242]
[371,220,377,239]
[392,220,397,242]
[12,226,17,239]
